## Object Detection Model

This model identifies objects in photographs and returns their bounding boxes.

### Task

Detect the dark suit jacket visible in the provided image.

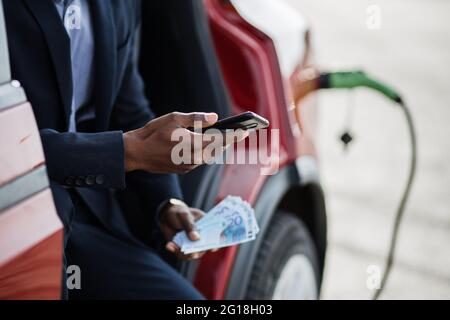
[3,0,182,246]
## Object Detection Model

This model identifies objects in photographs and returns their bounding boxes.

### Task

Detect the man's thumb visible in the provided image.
[173,112,218,129]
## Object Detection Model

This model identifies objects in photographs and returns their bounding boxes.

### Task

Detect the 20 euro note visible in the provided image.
[172,196,259,254]
[173,197,257,254]
[196,196,257,229]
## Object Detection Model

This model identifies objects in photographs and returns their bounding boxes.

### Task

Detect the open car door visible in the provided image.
[0,0,63,300]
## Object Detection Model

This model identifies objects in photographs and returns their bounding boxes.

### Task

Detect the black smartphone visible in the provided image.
[192,111,270,133]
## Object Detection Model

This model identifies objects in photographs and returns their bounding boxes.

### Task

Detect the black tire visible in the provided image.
[246,211,321,300]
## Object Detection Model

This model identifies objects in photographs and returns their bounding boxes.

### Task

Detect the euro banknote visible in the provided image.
[173,196,259,254]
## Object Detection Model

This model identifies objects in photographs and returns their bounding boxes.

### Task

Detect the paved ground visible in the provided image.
[286,0,450,299]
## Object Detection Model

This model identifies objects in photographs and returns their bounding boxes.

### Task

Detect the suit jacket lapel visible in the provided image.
[90,0,117,131]
[23,0,72,127]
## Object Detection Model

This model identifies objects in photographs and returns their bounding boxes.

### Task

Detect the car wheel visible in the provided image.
[246,211,321,300]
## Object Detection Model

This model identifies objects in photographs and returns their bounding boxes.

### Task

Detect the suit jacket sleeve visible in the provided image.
[41,129,126,189]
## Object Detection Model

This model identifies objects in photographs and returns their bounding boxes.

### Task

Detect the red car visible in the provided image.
[0,0,326,300]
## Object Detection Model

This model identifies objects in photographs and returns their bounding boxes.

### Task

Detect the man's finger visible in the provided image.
[166,242,179,253]
[166,244,207,260]
[169,245,196,261]
[189,208,205,221]
[178,210,200,241]
[183,252,205,260]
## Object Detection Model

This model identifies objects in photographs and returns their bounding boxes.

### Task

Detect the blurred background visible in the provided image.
[286,0,450,299]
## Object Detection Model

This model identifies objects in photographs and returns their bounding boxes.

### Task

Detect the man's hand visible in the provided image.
[159,199,211,260]
[123,112,219,174]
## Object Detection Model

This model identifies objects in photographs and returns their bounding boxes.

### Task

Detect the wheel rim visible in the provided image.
[272,254,318,300]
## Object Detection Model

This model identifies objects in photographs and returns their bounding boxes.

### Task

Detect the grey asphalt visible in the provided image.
[286,0,450,299]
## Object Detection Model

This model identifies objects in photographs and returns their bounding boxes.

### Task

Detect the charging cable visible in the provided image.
[302,70,417,299]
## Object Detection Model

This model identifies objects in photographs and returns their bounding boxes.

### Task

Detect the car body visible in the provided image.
[0,0,63,300]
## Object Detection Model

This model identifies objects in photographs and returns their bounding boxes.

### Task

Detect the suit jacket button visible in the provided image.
[96,175,104,185]
[86,175,95,186]
[66,177,75,186]
[75,177,85,186]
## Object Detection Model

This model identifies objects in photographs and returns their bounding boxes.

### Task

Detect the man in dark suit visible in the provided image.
[3,0,239,299]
